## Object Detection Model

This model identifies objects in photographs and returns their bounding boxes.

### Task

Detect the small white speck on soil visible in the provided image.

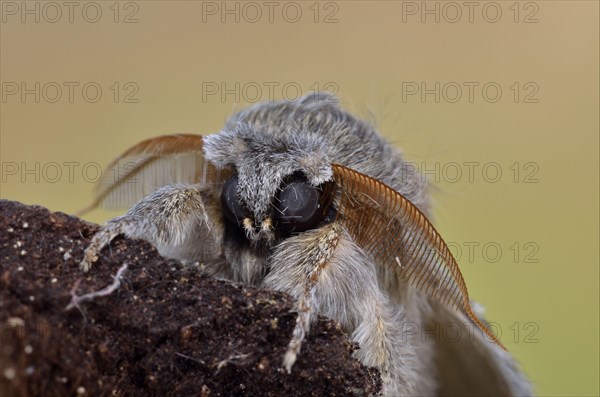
[3,367,16,380]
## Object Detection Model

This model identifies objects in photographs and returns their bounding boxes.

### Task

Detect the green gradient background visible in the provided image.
[1,1,598,395]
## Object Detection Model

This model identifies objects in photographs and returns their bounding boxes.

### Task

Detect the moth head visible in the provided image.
[203,124,334,242]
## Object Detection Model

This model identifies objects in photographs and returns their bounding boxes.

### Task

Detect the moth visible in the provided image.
[79,93,532,396]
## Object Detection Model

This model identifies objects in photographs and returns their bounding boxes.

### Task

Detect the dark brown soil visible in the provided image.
[0,200,380,397]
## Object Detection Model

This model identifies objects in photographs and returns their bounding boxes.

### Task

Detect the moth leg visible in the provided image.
[264,223,434,396]
[282,283,315,373]
[80,217,144,272]
[80,184,225,275]
[280,226,339,373]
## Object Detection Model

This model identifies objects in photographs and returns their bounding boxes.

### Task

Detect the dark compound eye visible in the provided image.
[275,176,325,233]
[221,174,246,225]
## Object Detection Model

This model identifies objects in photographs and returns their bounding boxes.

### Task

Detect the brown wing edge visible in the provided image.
[330,163,506,350]
[75,134,221,216]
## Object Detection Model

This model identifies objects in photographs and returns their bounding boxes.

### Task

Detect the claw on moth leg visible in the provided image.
[283,343,299,374]
[283,291,313,373]
[78,219,135,272]
[283,317,305,373]
[79,251,98,272]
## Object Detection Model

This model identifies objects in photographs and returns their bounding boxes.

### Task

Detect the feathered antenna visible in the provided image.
[331,163,505,349]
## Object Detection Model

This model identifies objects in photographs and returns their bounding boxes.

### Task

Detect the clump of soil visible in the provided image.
[0,200,380,397]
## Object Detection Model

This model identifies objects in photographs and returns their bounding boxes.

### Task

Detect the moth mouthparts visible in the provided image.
[242,217,254,230]
[261,217,273,231]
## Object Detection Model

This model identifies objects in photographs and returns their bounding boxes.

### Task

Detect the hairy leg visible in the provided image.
[80,184,227,277]
[263,223,435,396]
